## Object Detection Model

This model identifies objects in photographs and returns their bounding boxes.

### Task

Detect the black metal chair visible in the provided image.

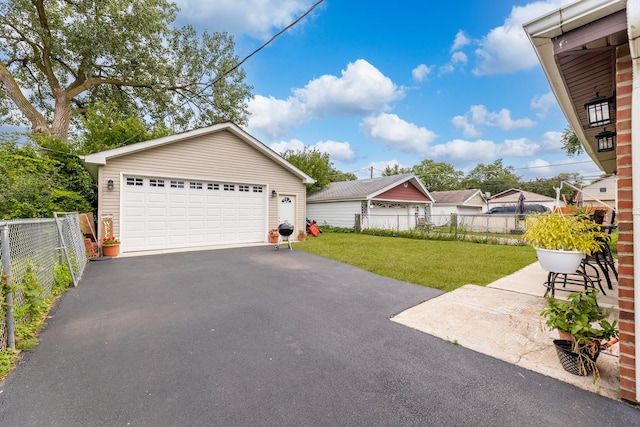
[585,209,617,290]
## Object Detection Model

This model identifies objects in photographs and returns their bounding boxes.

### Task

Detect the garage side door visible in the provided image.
[122,176,266,251]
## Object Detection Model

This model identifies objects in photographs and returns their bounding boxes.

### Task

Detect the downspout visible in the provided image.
[627,0,640,403]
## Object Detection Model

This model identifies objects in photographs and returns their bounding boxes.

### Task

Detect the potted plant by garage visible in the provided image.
[541,288,618,376]
[297,230,306,242]
[268,228,279,244]
[523,212,608,274]
[101,236,121,257]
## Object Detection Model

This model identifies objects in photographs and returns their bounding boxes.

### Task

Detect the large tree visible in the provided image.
[382,160,463,191]
[0,0,252,141]
[561,126,584,157]
[461,159,520,195]
[410,159,463,191]
[282,146,356,193]
[520,173,584,202]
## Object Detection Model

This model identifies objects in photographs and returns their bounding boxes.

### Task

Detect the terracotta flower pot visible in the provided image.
[269,234,279,244]
[102,244,120,257]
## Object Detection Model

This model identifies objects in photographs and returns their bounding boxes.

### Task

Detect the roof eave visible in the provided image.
[81,122,315,184]
[523,0,626,174]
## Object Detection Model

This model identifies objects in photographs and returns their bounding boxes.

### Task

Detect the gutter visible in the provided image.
[523,0,626,173]
[627,0,640,403]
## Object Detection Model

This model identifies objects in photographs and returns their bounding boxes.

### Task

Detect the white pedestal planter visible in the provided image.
[536,248,584,274]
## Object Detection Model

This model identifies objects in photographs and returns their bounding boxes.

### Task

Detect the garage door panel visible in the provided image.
[122,176,266,251]
[147,221,166,231]
[148,207,167,217]
[169,207,187,217]
[148,193,167,203]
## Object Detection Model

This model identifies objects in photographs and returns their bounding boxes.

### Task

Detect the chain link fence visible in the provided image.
[1,213,87,352]
[360,213,528,235]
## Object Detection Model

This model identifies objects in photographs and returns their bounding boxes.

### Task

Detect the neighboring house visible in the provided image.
[306,174,434,230]
[487,189,561,211]
[525,0,638,404]
[429,189,487,226]
[579,175,617,210]
[82,122,314,253]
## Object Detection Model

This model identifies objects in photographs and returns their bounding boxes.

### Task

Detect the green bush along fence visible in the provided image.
[0,213,87,352]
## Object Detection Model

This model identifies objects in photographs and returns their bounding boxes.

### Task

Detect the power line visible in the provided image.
[207,0,325,90]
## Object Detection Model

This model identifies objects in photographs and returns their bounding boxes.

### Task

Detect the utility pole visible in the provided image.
[370,166,373,179]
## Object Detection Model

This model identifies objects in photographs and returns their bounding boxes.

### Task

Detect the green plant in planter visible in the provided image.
[541,289,618,375]
[523,212,608,255]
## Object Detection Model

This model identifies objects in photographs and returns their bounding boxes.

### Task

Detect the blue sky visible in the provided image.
[174,0,607,182]
[1,0,604,183]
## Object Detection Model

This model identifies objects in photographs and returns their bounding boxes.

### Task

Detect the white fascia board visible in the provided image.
[523,0,626,172]
[81,122,315,184]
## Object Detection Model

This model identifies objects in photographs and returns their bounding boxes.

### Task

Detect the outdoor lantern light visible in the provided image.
[584,92,613,128]
[107,179,114,190]
[596,128,616,152]
[272,189,277,198]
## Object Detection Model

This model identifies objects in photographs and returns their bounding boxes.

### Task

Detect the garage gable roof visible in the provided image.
[307,174,434,203]
[489,188,555,204]
[430,189,486,206]
[81,122,315,184]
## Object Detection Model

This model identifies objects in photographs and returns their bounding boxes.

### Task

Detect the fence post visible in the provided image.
[1,223,15,350]
[451,213,458,237]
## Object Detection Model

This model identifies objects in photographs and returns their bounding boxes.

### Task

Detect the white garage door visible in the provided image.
[366,202,413,230]
[121,176,266,251]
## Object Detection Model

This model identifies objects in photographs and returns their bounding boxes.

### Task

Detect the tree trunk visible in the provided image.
[51,89,73,142]
[0,61,49,133]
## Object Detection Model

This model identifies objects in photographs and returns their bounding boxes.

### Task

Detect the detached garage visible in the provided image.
[82,122,314,253]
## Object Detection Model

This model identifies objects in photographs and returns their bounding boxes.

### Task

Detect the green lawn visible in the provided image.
[295,232,537,292]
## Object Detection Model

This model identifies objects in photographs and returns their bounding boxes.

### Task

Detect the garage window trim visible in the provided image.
[126,177,144,186]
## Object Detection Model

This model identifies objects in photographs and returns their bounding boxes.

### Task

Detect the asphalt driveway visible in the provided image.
[1,246,637,426]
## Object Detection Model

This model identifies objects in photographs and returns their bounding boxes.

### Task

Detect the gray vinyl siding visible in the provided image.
[98,129,306,240]
[306,201,362,228]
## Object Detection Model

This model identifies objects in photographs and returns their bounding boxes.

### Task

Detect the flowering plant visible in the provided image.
[269,228,279,236]
[102,236,120,245]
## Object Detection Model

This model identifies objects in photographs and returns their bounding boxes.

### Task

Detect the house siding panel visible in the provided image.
[615,44,636,403]
[306,201,361,228]
[377,184,430,202]
[98,129,306,243]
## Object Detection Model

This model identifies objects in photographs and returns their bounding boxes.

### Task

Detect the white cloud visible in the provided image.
[294,59,404,116]
[540,130,564,151]
[248,59,404,138]
[360,113,437,155]
[269,139,356,163]
[499,138,539,157]
[316,140,356,162]
[247,95,308,139]
[452,105,536,138]
[270,138,305,154]
[451,51,468,65]
[430,135,545,162]
[174,0,320,39]
[451,30,471,51]
[431,139,497,161]
[438,63,455,75]
[412,64,434,82]
[472,1,568,75]
[530,92,558,118]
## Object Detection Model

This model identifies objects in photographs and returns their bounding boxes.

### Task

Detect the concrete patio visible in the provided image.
[393,260,621,400]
